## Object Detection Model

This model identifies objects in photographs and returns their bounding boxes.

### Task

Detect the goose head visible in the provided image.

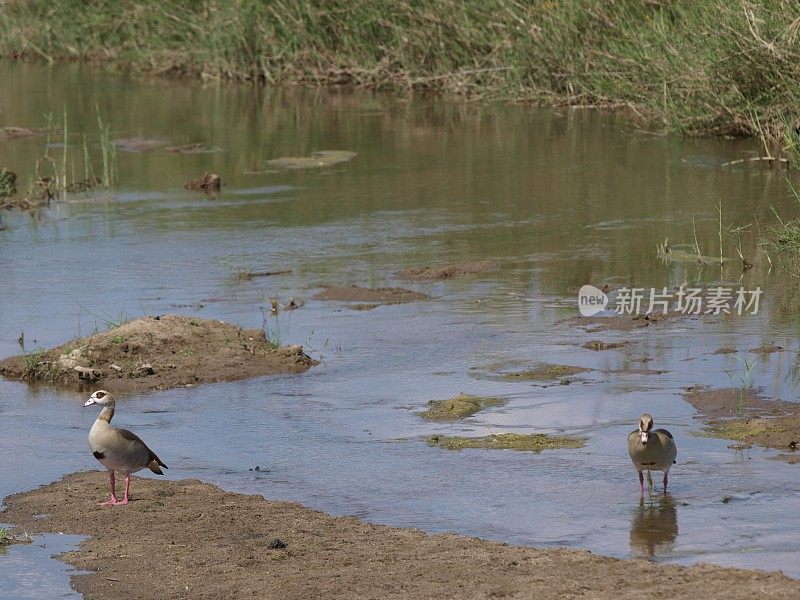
[84,390,115,407]
[638,413,654,444]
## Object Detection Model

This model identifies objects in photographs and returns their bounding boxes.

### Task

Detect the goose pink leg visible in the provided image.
[99,471,129,506]
[638,471,644,495]
[663,473,669,494]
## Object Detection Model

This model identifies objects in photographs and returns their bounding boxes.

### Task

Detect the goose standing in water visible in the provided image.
[84,390,167,506]
[627,413,677,494]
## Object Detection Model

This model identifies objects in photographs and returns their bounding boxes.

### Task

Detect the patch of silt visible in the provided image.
[683,386,800,463]
[0,315,317,393]
[427,433,585,452]
[419,393,503,421]
[264,150,356,169]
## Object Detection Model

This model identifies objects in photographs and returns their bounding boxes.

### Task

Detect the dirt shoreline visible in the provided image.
[0,315,317,393]
[3,472,798,600]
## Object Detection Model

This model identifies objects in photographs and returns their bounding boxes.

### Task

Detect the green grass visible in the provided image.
[3,1,800,156]
[20,349,64,381]
[762,178,800,267]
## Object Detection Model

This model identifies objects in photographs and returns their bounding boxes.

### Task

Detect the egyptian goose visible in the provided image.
[84,390,167,506]
[627,413,677,494]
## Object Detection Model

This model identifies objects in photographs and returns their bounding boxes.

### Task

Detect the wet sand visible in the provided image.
[3,472,798,600]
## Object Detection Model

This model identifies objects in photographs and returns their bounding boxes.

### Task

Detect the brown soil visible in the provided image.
[3,472,798,600]
[395,260,500,281]
[0,315,317,393]
[184,173,221,192]
[683,386,800,461]
[314,285,430,305]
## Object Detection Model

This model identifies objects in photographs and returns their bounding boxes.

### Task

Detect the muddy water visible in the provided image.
[2,62,800,593]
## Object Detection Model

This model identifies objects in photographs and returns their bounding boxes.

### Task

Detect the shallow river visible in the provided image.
[1,63,799,597]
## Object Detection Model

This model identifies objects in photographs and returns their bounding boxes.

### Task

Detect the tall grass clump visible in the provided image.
[3,1,800,159]
[763,178,800,261]
[96,104,117,188]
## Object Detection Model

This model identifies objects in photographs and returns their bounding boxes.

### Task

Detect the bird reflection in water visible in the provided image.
[629,494,678,557]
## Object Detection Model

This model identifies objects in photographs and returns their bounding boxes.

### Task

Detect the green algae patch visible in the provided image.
[420,393,503,421]
[502,363,588,381]
[427,433,585,452]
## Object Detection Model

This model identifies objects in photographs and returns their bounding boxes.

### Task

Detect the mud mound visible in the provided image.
[0,315,317,392]
[396,260,500,281]
[683,386,800,462]
[314,285,429,305]
[4,471,798,600]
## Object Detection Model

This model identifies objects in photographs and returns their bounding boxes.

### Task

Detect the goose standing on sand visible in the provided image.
[627,413,677,494]
[84,390,167,506]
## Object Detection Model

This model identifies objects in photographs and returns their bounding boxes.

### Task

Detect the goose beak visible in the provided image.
[640,430,649,444]
[84,399,95,407]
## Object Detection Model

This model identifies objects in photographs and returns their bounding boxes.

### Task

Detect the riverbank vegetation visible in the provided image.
[2,1,800,160]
